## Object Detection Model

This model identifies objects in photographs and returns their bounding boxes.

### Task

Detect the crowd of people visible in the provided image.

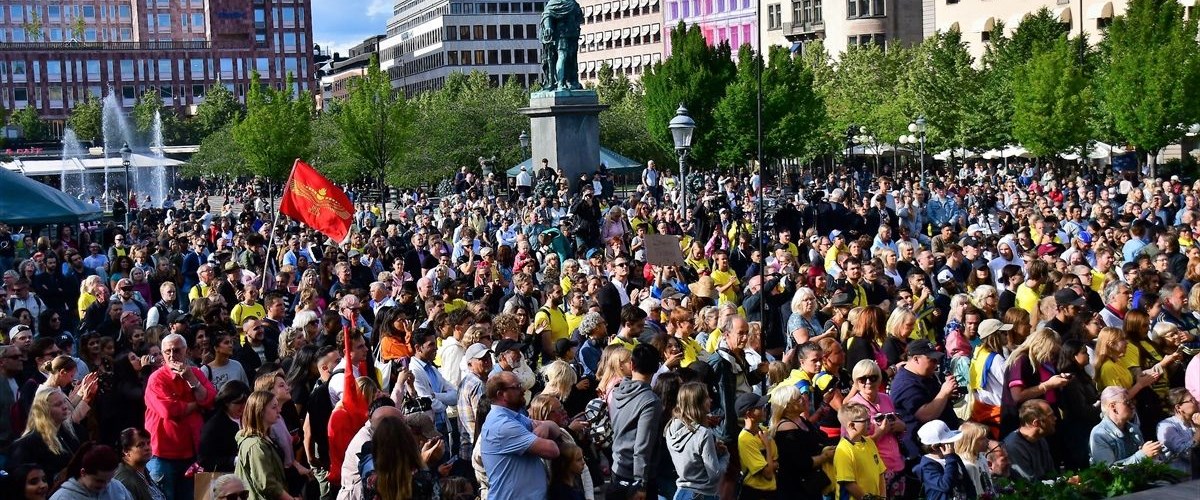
[0,157,1198,500]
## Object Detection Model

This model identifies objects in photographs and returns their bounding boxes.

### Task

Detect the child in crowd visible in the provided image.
[737,392,778,499]
[915,419,976,500]
[547,442,587,500]
[834,402,886,500]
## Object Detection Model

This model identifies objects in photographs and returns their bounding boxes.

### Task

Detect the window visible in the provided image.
[120,28,132,40]
[159,85,173,98]
[122,60,135,80]
[119,5,131,18]
[255,9,266,23]
[847,0,882,18]
[283,32,296,49]
[48,5,61,21]
[256,57,269,75]
[86,60,101,77]
[192,84,205,98]
[122,85,136,99]
[49,86,64,107]
[85,28,97,41]
[12,30,25,42]
[220,58,234,77]
[82,5,96,19]
[14,87,27,102]
[50,28,63,41]
[281,8,295,26]
[158,14,171,31]
[47,61,62,80]
[192,13,204,30]
[10,5,23,22]
[767,4,780,29]
[158,59,172,78]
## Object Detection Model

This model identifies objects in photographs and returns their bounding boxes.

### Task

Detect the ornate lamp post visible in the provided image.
[908,117,927,187]
[669,104,696,219]
[120,142,132,228]
[519,130,530,164]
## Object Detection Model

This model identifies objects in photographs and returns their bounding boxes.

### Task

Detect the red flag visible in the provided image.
[279,159,354,242]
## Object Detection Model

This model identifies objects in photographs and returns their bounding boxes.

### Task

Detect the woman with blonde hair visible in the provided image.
[971,285,999,319]
[40,355,98,425]
[769,384,834,499]
[844,360,904,495]
[787,287,825,348]
[1094,327,1159,399]
[1001,307,1031,353]
[540,360,578,401]
[665,382,729,500]
[882,308,917,370]
[9,386,80,481]
[77,275,103,319]
[277,327,307,361]
[953,422,995,497]
[235,391,295,500]
[596,345,631,402]
[1001,328,1070,435]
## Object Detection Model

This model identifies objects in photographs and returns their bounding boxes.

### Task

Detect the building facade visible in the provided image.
[932,0,1130,61]
[662,0,758,56]
[379,0,543,97]
[576,0,665,82]
[319,35,384,103]
[759,0,925,60]
[0,0,316,128]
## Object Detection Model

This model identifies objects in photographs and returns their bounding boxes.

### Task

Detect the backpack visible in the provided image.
[582,396,613,449]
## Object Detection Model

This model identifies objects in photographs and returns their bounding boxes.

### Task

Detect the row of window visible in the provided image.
[847,0,884,19]
[447,48,539,66]
[666,0,748,21]
[848,33,884,47]
[579,52,660,74]
[446,23,540,41]
[447,2,546,15]
[5,79,310,111]
[388,4,450,37]
[584,0,662,24]
[1,56,309,84]
[3,4,124,23]
[579,25,662,52]
[145,13,207,33]
[0,27,127,42]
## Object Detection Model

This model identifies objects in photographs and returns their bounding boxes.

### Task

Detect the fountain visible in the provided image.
[60,128,88,200]
[99,89,168,209]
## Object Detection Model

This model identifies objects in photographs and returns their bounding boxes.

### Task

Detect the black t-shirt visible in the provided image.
[306,380,335,468]
[891,366,961,459]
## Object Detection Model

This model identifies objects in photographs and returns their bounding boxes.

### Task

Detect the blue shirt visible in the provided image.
[1122,237,1147,263]
[480,405,544,500]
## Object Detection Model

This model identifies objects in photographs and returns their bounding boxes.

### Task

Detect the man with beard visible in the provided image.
[988,238,1025,288]
[480,371,561,500]
[1044,288,1088,341]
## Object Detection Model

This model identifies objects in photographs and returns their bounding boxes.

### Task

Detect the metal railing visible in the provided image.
[0,40,213,51]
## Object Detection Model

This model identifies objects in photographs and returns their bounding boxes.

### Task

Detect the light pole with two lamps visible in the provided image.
[669,104,696,220]
[120,142,132,228]
[899,117,927,187]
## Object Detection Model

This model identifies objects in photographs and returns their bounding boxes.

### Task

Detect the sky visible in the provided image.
[312,0,392,59]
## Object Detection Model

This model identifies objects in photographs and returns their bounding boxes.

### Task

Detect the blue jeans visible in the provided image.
[673,488,719,500]
[147,456,194,500]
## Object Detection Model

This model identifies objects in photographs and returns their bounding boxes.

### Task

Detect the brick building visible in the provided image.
[0,0,316,132]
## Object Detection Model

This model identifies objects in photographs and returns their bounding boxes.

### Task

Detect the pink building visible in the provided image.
[663,0,758,55]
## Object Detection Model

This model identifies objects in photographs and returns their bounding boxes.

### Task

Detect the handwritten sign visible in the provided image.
[645,234,685,267]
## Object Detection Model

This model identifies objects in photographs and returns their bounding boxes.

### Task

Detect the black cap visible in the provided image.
[735,392,769,417]
[1052,288,1086,307]
[167,311,192,325]
[400,280,418,295]
[906,339,944,360]
[494,339,525,355]
[830,291,854,307]
[554,338,578,358]
[960,236,980,248]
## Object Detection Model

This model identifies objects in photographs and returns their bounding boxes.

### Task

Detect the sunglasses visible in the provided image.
[218,491,250,500]
[856,375,880,384]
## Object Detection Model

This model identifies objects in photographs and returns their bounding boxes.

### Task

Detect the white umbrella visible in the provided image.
[981,149,1003,159]
[1001,145,1030,158]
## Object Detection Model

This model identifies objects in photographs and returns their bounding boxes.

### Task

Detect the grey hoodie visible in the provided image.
[49,476,132,500]
[609,377,663,484]
[665,418,730,496]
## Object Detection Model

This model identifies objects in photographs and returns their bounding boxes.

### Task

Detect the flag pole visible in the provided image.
[261,159,300,291]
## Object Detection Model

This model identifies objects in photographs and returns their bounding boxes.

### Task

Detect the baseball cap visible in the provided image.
[977,319,1013,340]
[586,248,602,259]
[906,339,944,360]
[960,236,980,248]
[735,392,769,417]
[403,412,443,441]
[936,269,955,285]
[1036,243,1062,257]
[918,420,963,446]
[167,311,192,325]
[830,229,843,240]
[8,324,31,337]
[493,339,525,355]
[1052,288,1086,307]
[829,291,854,307]
[1077,232,1092,244]
[464,343,492,361]
[660,287,683,302]
[116,278,133,290]
[554,338,579,358]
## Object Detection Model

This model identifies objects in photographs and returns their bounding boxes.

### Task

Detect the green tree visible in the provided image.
[900,30,980,152]
[595,64,661,166]
[192,83,243,138]
[764,46,827,164]
[824,44,912,158]
[11,106,49,142]
[713,45,762,166]
[1012,37,1093,158]
[67,91,103,144]
[1097,0,1200,174]
[185,124,246,178]
[133,88,163,135]
[333,56,414,187]
[69,17,85,41]
[232,71,314,182]
[23,11,43,41]
[642,22,736,169]
[310,102,355,182]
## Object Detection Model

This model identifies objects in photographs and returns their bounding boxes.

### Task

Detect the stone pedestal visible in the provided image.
[520,90,609,192]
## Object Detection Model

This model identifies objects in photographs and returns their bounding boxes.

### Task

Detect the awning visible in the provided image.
[614,58,623,70]
[621,0,630,11]
[1053,6,1071,23]
[790,40,802,53]
[650,0,659,7]
[586,5,594,16]
[633,55,642,67]
[623,27,632,40]
[623,56,632,68]
[1087,1,1113,18]
[604,31,613,41]
[634,26,642,37]
[651,23,661,34]
[651,53,661,64]
[603,2,612,14]
[640,0,649,8]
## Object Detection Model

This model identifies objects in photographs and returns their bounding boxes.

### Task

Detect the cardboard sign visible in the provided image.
[645,234,686,267]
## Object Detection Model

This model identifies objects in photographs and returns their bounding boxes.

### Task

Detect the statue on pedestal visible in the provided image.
[539,0,584,91]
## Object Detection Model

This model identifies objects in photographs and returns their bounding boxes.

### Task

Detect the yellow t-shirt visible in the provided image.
[824,246,843,272]
[565,311,585,336]
[534,307,570,343]
[710,268,739,305]
[739,427,778,491]
[769,369,813,395]
[1097,358,1133,390]
[444,298,468,314]
[188,283,211,302]
[680,336,706,368]
[1090,270,1107,292]
[686,256,710,276]
[1015,284,1041,316]
[230,302,266,328]
[610,335,639,352]
[704,328,724,354]
[834,437,886,500]
[78,292,97,319]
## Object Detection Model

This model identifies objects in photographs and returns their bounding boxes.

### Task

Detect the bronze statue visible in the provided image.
[540,0,584,91]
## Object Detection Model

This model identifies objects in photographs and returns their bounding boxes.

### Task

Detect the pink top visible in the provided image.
[144,365,216,459]
[845,392,904,473]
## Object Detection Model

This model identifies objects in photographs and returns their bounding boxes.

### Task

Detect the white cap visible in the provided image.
[918,420,963,446]
[936,269,955,284]
[464,343,492,361]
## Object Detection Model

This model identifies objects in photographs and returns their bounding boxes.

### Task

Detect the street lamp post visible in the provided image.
[120,142,132,228]
[519,130,530,165]
[669,104,696,219]
[908,117,927,187]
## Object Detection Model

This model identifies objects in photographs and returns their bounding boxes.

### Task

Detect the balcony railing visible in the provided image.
[783,20,825,36]
[0,40,213,51]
